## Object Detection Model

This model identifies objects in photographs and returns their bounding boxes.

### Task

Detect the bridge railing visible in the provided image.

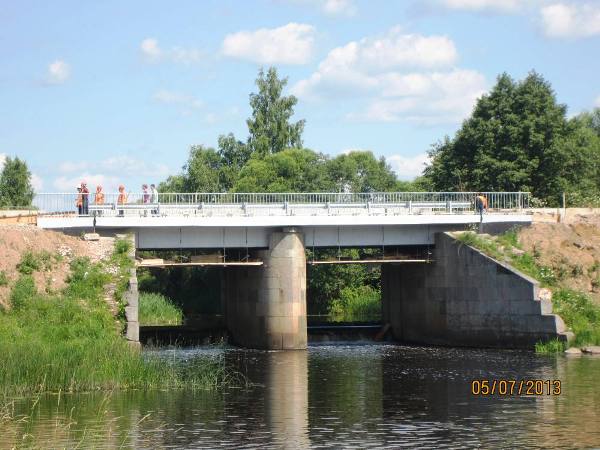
[33,192,530,217]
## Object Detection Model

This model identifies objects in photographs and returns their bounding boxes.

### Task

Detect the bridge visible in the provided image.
[34,192,566,351]
[35,192,531,248]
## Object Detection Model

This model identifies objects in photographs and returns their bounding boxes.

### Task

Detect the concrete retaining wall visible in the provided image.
[222,229,307,349]
[382,232,568,348]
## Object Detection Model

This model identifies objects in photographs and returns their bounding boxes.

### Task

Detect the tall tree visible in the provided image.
[425,72,580,204]
[0,156,34,207]
[246,67,305,156]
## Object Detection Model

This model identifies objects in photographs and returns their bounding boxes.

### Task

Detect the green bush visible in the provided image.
[0,271,8,286]
[114,239,132,255]
[139,292,183,325]
[9,275,36,310]
[16,251,40,275]
[16,250,56,275]
[329,285,381,322]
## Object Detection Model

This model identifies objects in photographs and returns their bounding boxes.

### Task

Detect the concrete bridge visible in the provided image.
[34,192,567,350]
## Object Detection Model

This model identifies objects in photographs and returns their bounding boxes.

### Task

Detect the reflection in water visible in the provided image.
[1,345,600,449]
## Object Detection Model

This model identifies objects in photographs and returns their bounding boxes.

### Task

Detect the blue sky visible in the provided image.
[1,0,599,192]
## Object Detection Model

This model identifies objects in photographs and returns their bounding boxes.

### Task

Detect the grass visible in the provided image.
[139,292,183,325]
[456,230,600,350]
[328,285,381,322]
[0,271,8,287]
[535,339,566,354]
[0,239,234,396]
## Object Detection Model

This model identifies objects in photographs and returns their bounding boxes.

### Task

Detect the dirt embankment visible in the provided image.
[520,212,600,304]
[0,225,114,308]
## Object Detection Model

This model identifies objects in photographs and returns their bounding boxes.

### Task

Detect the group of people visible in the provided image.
[75,182,159,216]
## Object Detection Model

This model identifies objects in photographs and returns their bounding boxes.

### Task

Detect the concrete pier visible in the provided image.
[222,229,307,349]
[382,232,568,348]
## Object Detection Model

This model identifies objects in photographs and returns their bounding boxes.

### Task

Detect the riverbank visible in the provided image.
[0,226,235,396]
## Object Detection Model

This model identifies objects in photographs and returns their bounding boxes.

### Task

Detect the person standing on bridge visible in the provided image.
[75,186,83,216]
[81,181,89,215]
[94,185,105,205]
[150,183,159,216]
[475,193,488,221]
[117,184,128,217]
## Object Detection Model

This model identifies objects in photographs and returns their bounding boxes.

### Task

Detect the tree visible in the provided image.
[246,67,305,156]
[0,156,34,207]
[424,72,582,204]
[233,148,333,192]
[326,151,399,192]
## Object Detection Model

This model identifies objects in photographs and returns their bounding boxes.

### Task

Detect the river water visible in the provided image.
[2,343,599,449]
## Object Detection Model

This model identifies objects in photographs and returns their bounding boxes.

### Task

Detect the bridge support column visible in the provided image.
[223,228,307,349]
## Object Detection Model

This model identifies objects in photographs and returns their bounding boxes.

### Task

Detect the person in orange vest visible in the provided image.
[94,185,105,205]
[117,185,128,216]
[475,193,488,216]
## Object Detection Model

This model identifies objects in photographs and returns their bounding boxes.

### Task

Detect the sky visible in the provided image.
[1,0,600,193]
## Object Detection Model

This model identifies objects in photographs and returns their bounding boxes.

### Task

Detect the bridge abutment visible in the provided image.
[382,232,568,348]
[222,229,307,350]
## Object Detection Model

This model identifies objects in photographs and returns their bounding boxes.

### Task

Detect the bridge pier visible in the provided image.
[222,228,307,350]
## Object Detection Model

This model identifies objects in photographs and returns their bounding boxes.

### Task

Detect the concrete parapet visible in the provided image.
[223,229,307,349]
[382,232,569,349]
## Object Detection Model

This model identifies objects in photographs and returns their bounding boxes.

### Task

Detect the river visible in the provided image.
[2,343,599,449]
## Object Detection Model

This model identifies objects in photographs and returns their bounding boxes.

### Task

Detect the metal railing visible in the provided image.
[33,192,530,218]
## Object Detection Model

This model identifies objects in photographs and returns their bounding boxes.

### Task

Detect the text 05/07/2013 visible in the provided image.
[471,379,561,396]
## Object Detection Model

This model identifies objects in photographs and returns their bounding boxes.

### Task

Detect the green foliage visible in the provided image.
[234,148,333,192]
[0,156,34,207]
[0,271,8,286]
[247,67,305,156]
[16,250,56,275]
[329,285,381,322]
[0,249,231,396]
[425,72,600,205]
[552,289,600,347]
[114,238,132,256]
[138,265,221,315]
[16,251,41,275]
[535,339,566,354]
[9,275,36,310]
[139,292,183,325]
[326,151,400,192]
[307,248,380,316]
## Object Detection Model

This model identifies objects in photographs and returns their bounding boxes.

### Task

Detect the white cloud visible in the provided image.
[595,95,600,107]
[53,173,121,192]
[285,0,356,16]
[58,161,89,173]
[46,60,70,84]
[222,23,316,65]
[541,3,600,38]
[357,69,487,124]
[153,90,203,112]
[0,153,6,170]
[140,38,202,64]
[321,0,356,16]
[440,0,523,13]
[54,156,171,192]
[387,153,431,180]
[292,27,485,124]
[30,174,44,191]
